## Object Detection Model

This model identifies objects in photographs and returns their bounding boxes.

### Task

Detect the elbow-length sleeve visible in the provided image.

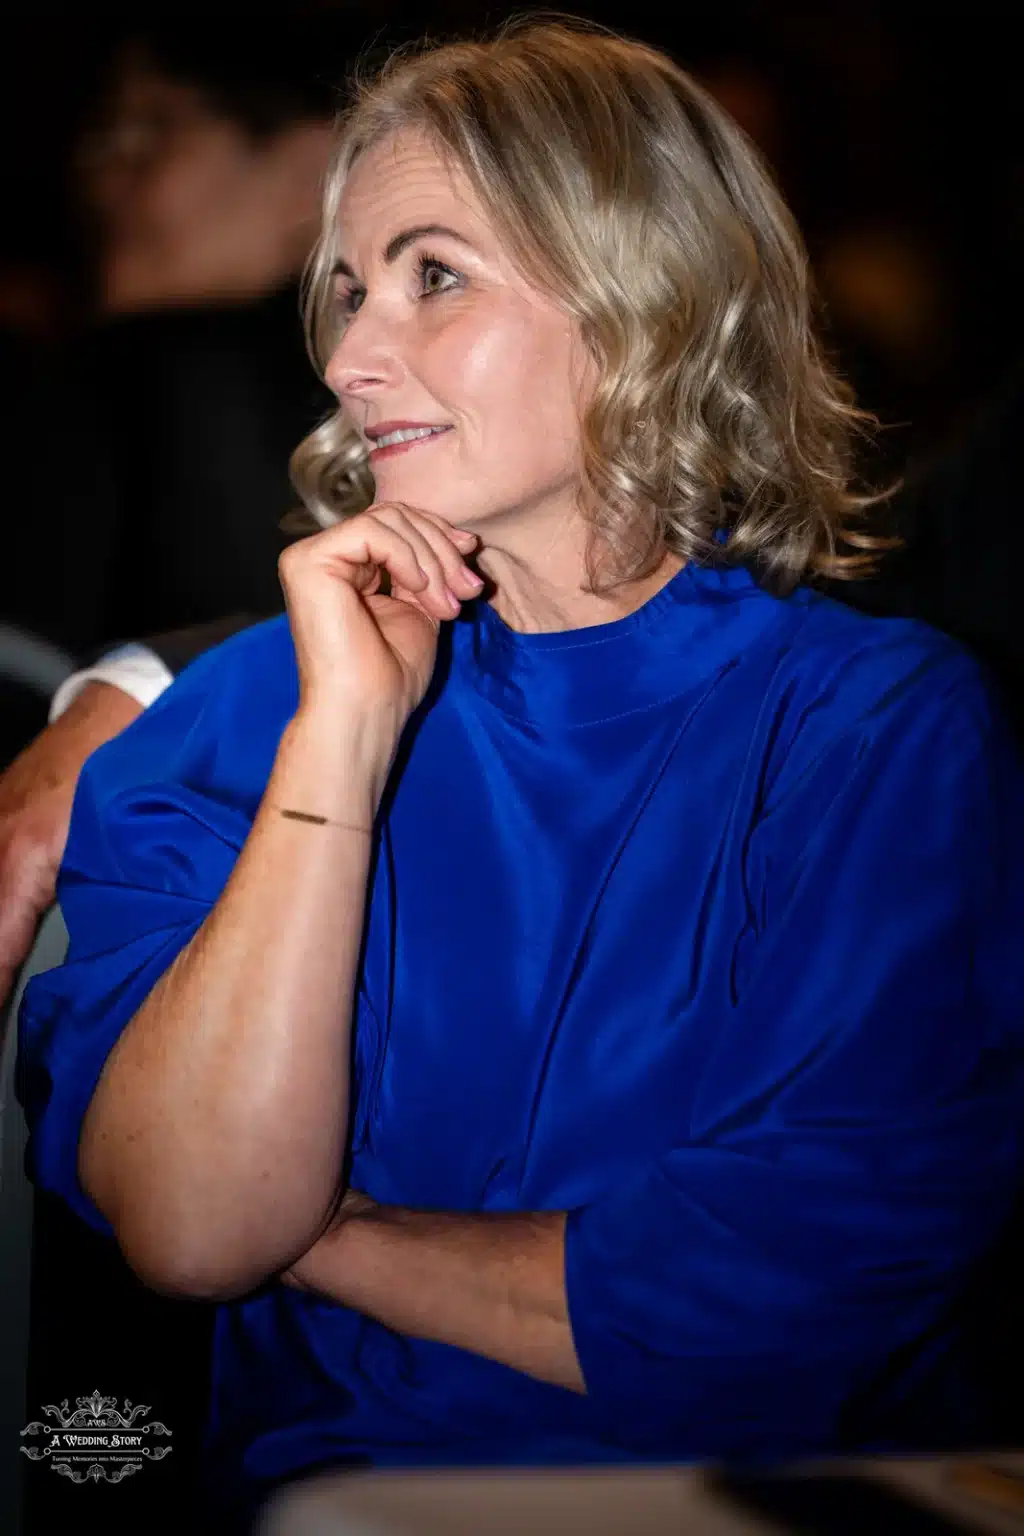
[15,620,294,1238]
[564,647,1024,1456]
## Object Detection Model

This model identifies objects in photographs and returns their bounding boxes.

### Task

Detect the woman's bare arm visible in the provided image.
[79,706,395,1300]
[284,1196,585,1392]
[77,507,483,1301]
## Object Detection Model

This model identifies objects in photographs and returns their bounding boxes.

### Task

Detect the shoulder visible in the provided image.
[782,584,999,729]
[754,583,1015,806]
[174,610,296,686]
[57,617,297,907]
[145,611,296,729]
[79,616,297,813]
[695,559,993,730]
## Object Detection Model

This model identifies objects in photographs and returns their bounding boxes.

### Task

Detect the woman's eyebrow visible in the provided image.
[332,224,476,281]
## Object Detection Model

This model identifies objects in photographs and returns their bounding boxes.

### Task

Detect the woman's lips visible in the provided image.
[368,426,454,462]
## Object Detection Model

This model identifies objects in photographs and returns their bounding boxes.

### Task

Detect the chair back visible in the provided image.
[0,907,69,1536]
[0,625,75,698]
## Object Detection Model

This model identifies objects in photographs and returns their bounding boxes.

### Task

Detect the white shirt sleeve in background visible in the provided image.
[48,644,175,723]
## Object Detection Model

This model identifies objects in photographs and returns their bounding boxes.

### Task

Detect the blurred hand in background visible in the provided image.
[0,683,142,1007]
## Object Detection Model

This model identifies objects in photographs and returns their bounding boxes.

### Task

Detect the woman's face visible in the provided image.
[326,129,592,542]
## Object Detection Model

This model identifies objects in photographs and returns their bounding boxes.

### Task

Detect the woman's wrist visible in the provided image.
[272,705,402,825]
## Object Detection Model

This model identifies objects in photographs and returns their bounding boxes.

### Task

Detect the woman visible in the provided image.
[17,19,1024,1530]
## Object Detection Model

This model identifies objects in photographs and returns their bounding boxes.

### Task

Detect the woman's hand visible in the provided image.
[279,504,483,726]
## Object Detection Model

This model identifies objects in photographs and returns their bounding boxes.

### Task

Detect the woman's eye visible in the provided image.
[332,258,457,318]
[417,255,460,297]
[336,287,364,316]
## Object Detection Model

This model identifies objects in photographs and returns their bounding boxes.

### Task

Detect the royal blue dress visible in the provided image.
[16,560,1024,1519]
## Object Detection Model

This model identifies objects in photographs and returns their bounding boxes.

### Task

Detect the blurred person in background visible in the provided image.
[80,24,336,318]
[0,14,349,1531]
[1,13,346,978]
[2,13,340,663]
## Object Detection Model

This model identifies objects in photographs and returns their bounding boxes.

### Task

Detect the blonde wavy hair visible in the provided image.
[290,16,891,593]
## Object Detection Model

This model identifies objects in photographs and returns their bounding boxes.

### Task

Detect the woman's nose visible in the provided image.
[325,311,404,401]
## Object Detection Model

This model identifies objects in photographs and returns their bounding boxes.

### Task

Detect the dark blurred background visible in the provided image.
[3,2,1020,432]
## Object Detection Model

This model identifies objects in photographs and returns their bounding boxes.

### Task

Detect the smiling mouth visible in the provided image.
[368,425,453,459]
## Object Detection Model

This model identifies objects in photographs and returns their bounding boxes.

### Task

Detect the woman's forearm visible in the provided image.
[286,1200,585,1393]
[79,705,398,1299]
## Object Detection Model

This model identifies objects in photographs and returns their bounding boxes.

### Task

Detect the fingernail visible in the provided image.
[444,586,461,612]
[453,528,478,542]
[464,569,484,589]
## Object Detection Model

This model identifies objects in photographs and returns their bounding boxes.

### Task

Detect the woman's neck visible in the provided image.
[478,530,684,636]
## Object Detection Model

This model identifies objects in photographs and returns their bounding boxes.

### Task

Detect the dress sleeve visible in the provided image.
[564,652,1024,1455]
[15,633,286,1239]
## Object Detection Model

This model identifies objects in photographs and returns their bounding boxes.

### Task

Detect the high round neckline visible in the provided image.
[451,559,779,726]
[475,559,694,655]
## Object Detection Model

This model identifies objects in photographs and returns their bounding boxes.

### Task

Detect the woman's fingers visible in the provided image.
[369,508,455,617]
[413,513,483,596]
[280,504,482,624]
[370,505,482,614]
[295,522,426,591]
[278,504,481,718]
[281,518,430,615]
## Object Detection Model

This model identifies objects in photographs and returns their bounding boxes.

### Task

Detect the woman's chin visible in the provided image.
[372,476,482,530]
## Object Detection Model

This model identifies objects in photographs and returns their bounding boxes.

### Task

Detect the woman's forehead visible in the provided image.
[337,130,485,247]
